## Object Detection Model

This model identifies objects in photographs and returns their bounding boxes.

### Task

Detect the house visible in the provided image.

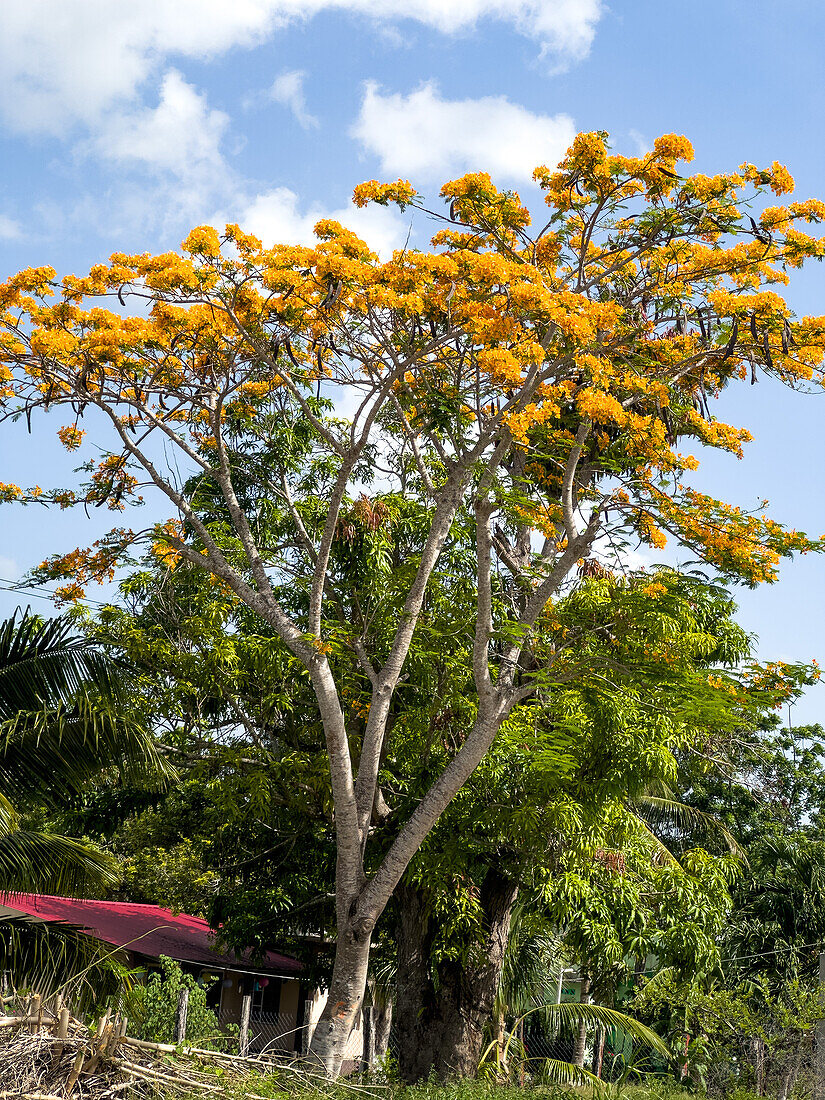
[0,893,360,1058]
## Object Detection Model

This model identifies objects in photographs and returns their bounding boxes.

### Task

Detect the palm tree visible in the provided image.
[0,607,171,1002]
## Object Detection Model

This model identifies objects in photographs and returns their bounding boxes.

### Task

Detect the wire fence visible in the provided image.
[216,1008,365,1072]
[380,1011,825,1095]
[702,1031,820,1100]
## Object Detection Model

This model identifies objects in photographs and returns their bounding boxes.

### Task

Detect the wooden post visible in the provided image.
[28,993,41,1033]
[83,1011,110,1076]
[239,990,252,1056]
[173,987,189,1044]
[66,1048,85,1095]
[816,951,825,1100]
[52,1004,70,1070]
[361,1005,375,1072]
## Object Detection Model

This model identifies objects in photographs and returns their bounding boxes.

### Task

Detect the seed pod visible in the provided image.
[763,331,773,369]
[750,313,759,344]
[720,316,739,361]
[284,340,300,370]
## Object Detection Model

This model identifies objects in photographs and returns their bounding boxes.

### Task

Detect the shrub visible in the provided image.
[131,955,222,1046]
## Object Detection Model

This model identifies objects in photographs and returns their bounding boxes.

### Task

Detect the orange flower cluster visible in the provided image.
[0,129,822,600]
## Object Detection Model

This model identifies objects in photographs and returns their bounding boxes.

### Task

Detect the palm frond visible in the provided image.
[502,1002,670,1061]
[535,1057,607,1090]
[0,698,172,805]
[632,794,746,858]
[0,610,118,718]
[0,916,133,1014]
[0,830,117,895]
[497,925,562,1015]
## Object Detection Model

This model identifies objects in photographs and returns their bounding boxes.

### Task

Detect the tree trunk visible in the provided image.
[572,974,591,1069]
[593,1026,605,1078]
[394,869,519,1083]
[308,919,373,1077]
[373,998,393,1061]
[753,1036,765,1098]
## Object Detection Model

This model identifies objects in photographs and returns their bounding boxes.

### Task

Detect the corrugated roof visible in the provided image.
[0,893,302,977]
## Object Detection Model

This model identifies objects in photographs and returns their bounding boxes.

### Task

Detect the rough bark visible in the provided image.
[373,999,393,1061]
[394,869,519,1082]
[493,1006,506,1075]
[753,1036,765,1098]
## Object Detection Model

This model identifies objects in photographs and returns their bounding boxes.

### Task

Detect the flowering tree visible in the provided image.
[1,131,824,1074]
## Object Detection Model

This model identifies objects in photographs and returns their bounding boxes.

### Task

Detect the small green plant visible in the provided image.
[131,954,223,1046]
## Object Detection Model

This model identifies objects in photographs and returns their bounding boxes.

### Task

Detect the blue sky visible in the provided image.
[0,0,823,720]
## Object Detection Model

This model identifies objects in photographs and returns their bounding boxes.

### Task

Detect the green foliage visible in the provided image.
[62,475,820,1081]
[632,969,822,1097]
[131,955,224,1046]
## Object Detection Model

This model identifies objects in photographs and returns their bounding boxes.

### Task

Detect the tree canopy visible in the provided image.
[2,130,825,1073]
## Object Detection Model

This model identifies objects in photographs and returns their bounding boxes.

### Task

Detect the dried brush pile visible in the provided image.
[0,997,383,1100]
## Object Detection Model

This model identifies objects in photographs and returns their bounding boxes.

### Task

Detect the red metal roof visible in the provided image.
[0,894,302,977]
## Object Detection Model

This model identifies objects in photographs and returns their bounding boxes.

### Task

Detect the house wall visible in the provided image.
[219,970,244,1022]
[218,970,304,1053]
[278,979,300,1050]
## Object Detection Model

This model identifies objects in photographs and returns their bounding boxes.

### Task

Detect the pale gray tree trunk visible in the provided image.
[308,921,374,1078]
[572,974,591,1069]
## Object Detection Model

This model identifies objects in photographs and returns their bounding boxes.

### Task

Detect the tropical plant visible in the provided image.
[479,1000,670,1088]
[0,607,170,997]
[0,916,134,1015]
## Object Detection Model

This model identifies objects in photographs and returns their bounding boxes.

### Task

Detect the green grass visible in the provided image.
[159,1080,699,1100]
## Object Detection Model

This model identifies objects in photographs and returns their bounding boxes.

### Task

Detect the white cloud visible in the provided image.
[0,215,21,240]
[224,186,409,258]
[91,70,233,225]
[0,557,19,580]
[268,70,319,130]
[351,81,576,182]
[96,70,229,178]
[0,2,280,135]
[0,1,601,133]
[628,129,652,157]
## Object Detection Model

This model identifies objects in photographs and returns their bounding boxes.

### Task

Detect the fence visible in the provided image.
[381,1011,825,1094]
[218,1005,366,1072]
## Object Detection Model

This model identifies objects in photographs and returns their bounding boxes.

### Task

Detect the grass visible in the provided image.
[156,1079,701,1100]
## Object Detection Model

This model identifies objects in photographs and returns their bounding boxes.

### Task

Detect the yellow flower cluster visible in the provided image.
[57,425,85,451]
[0,127,822,602]
[352,179,417,209]
[182,226,222,257]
